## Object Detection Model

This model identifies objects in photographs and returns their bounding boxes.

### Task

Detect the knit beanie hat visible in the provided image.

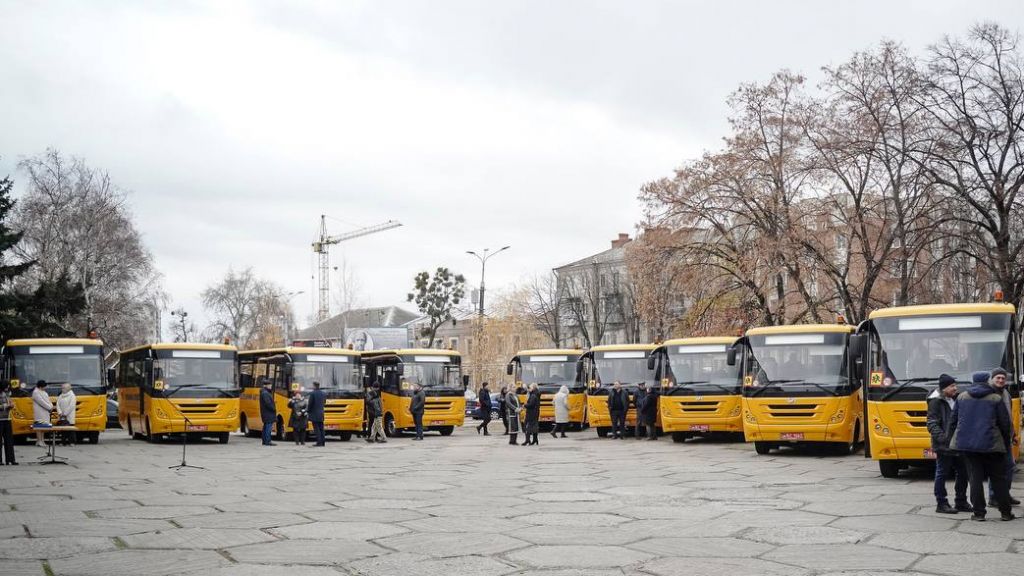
[937,374,956,391]
[972,371,990,384]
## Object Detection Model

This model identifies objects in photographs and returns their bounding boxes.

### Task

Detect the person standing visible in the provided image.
[634,382,648,440]
[476,382,493,435]
[0,381,17,465]
[307,381,327,447]
[498,386,509,435]
[32,380,53,448]
[288,388,308,446]
[368,385,386,443]
[410,383,426,441]
[259,378,277,446]
[551,385,570,438]
[364,385,378,444]
[523,383,541,446]
[642,384,659,441]
[607,381,627,439]
[949,370,1015,521]
[56,383,77,446]
[927,374,969,513]
[987,368,1020,506]
[506,386,522,445]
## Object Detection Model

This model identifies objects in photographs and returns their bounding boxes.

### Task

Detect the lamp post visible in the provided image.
[170,309,189,342]
[277,290,305,345]
[465,246,510,317]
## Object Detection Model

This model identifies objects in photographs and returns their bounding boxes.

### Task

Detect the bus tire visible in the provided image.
[339,432,352,442]
[596,427,609,438]
[145,419,162,443]
[87,432,99,444]
[754,441,772,455]
[879,460,900,479]
[275,417,285,442]
[672,432,686,443]
[438,426,454,436]
[384,414,396,438]
[218,432,230,444]
[241,415,258,438]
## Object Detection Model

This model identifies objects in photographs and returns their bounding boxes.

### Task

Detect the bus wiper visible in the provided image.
[676,381,737,395]
[880,377,938,401]
[164,384,206,397]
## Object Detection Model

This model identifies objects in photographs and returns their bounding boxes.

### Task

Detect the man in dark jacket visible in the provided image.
[634,383,648,440]
[926,374,969,513]
[364,386,379,444]
[987,368,1020,506]
[642,385,659,441]
[607,381,627,439]
[259,378,276,446]
[476,382,493,436]
[949,370,1015,521]
[410,383,426,440]
[307,381,327,447]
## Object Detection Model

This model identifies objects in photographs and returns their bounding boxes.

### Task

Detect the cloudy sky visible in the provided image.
[1,0,1021,332]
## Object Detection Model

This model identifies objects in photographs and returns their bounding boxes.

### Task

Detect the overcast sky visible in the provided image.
[1,0,1021,333]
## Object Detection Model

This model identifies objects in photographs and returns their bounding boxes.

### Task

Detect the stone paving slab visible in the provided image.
[48,549,230,576]
[227,539,385,565]
[504,544,653,569]
[347,551,518,576]
[120,527,277,549]
[763,543,919,571]
[377,531,530,557]
[642,556,811,576]
[868,530,1011,554]
[0,536,115,559]
[271,520,409,540]
[626,536,775,557]
[0,560,44,576]
[915,552,1024,576]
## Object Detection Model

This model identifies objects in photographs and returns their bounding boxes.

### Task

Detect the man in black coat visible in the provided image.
[607,381,627,439]
[364,386,379,444]
[307,381,327,447]
[476,381,493,436]
[259,378,276,446]
[642,386,659,441]
[410,383,426,440]
[634,382,649,440]
[926,374,968,513]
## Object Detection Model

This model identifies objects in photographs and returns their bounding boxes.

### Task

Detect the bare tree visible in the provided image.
[560,263,615,347]
[522,272,564,347]
[201,268,291,348]
[14,149,163,348]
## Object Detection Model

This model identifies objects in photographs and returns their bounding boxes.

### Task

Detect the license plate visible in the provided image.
[924,449,936,459]
[430,420,445,425]
[325,424,340,430]
[541,417,554,422]
[780,432,804,441]
[689,424,710,432]
[186,425,207,432]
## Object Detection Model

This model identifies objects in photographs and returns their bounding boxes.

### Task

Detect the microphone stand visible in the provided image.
[165,396,206,471]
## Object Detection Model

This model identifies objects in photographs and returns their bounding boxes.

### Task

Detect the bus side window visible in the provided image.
[383,365,400,393]
[239,361,253,389]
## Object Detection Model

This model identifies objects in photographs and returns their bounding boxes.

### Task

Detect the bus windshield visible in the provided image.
[873,314,1013,387]
[13,353,104,394]
[293,361,361,391]
[666,345,740,392]
[519,356,577,386]
[403,359,462,389]
[594,351,657,387]
[748,333,848,392]
[155,358,236,391]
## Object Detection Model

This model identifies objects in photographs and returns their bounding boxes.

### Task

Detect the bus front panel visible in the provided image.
[7,344,106,438]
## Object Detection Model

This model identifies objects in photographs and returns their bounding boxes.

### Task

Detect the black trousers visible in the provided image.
[610,411,626,438]
[552,422,568,436]
[644,420,657,439]
[964,451,1012,516]
[0,420,14,463]
[413,412,424,438]
[311,420,325,446]
[500,410,508,433]
[477,411,491,432]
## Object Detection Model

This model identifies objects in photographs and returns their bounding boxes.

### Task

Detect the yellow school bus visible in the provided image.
[361,349,466,436]
[581,344,659,437]
[117,343,239,443]
[651,337,743,443]
[852,302,1020,478]
[2,338,107,443]
[735,323,863,455]
[238,347,363,441]
[507,349,586,429]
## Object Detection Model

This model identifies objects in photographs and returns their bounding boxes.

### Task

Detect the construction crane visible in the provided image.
[312,215,402,322]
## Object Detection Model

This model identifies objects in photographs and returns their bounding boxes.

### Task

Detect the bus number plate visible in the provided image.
[430,420,445,425]
[541,417,554,422]
[186,425,207,432]
[780,432,804,441]
[325,424,340,430]
[689,424,710,432]
[923,449,936,459]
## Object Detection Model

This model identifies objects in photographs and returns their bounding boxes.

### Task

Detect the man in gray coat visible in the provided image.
[410,383,426,441]
[987,368,1020,507]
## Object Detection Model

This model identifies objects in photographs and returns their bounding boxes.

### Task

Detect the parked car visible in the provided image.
[106,398,121,429]
[464,389,501,420]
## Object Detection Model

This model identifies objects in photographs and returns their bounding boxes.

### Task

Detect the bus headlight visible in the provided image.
[227,408,238,418]
[92,405,104,416]
[12,408,25,419]
[829,409,845,423]
[744,410,757,424]
[156,408,169,420]
[729,405,741,417]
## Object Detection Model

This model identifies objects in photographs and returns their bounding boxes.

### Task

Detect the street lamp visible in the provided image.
[465,246,510,317]
[170,309,188,343]
[277,290,305,345]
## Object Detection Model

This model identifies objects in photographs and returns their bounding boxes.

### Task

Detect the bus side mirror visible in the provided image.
[726,347,737,366]
[647,355,656,371]
[506,363,513,376]
[153,367,163,381]
[849,334,866,360]
[106,368,116,388]
[396,364,404,376]
[462,375,470,390]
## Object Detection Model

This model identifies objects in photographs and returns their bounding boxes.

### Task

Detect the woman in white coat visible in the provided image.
[551,385,570,439]
[31,380,53,447]
[56,383,77,446]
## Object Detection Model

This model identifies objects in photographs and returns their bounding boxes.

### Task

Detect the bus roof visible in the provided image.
[362,348,462,358]
[868,302,1016,319]
[5,338,103,348]
[588,344,659,353]
[746,324,854,336]
[239,347,359,358]
[662,336,738,346]
[120,342,238,355]
[513,348,585,358]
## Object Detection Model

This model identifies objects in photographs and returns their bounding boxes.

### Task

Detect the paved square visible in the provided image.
[1,429,1021,575]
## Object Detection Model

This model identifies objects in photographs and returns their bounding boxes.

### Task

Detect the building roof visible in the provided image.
[294,306,420,341]
[554,244,627,272]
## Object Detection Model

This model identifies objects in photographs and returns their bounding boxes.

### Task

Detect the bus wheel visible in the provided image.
[87,432,99,444]
[384,414,396,438]
[218,432,230,444]
[754,441,772,455]
[879,460,900,478]
[596,427,609,438]
[275,418,285,441]
[339,432,352,442]
[145,419,162,443]
[672,432,686,443]
[438,426,454,436]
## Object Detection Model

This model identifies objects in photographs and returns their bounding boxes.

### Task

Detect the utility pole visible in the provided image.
[312,216,401,323]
